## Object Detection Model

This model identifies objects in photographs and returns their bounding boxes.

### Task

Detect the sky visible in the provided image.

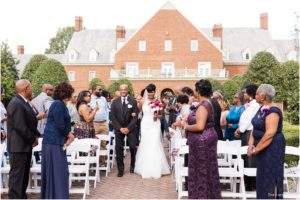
[1,0,299,54]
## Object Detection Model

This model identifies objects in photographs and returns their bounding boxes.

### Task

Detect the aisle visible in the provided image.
[88,152,177,199]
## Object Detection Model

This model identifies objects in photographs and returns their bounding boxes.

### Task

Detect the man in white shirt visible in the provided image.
[32,84,54,135]
[90,84,109,165]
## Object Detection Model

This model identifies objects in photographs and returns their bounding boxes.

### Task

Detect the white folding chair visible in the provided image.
[123,136,130,156]
[284,146,300,199]
[177,145,189,199]
[217,141,246,199]
[109,131,116,169]
[174,138,187,190]
[74,138,100,188]
[97,134,111,176]
[67,139,91,199]
[29,138,43,193]
[0,142,10,194]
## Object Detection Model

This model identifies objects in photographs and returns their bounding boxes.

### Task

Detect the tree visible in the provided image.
[45,27,75,54]
[222,75,243,103]
[242,51,284,102]
[32,59,68,95]
[108,78,134,97]
[0,42,19,102]
[88,78,106,90]
[281,61,299,124]
[206,78,223,93]
[21,54,48,82]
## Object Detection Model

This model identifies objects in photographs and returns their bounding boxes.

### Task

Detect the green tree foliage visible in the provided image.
[88,78,106,90]
[0,42,19,102]
[32,59,68,95]
[281,61,299,124]
[108,78,134,97]
[243,51,284,102]
[222,75,243,103]
[45,27,75,54]
[206,78,223,93]
[21,54,48,82]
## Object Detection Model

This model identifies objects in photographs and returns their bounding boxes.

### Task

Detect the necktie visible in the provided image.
[122,98,126,106]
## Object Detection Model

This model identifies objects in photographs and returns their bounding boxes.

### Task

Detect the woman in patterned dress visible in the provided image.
[182,79,221,199]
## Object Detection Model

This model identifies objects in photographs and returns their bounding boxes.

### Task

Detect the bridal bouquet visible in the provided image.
[149,99,164,121]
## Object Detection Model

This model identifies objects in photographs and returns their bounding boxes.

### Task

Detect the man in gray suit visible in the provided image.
[32,84,54,135]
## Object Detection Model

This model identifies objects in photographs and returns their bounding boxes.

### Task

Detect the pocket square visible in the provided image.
[128,104,133,108]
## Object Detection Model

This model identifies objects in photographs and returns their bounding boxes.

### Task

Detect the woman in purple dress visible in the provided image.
[182,79,221,199]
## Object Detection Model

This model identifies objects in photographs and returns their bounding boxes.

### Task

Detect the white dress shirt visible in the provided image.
[238,99,260,133]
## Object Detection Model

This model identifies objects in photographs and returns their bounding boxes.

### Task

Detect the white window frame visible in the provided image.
[89,49,98,62]
[242,48,252,61]
[69,49,78,62]
[68,71,75,82]
[138,40,146,51]
[126,62,139,77]
[161,62,174,77]
[89,71,96,81]
[191,40,198,51]
[198,62,211,77]
[164,40,172,51]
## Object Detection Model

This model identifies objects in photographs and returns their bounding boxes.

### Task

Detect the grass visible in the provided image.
[282,120,299,165]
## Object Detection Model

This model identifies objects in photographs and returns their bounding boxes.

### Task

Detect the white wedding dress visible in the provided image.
[134,99,170,179]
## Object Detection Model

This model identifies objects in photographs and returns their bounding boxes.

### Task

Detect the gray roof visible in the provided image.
[64,27,292,65]
[62,29,135,65]
[14,54,63,76]
[274,39,298,62]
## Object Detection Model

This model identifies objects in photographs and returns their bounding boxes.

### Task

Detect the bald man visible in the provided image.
[7,79,39,199]
[32,83,54,135]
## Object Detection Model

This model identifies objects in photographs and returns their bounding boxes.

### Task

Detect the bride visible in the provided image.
[134,83,170,179]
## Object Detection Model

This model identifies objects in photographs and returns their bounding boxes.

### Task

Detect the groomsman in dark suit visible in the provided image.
[7,79,39,199]
[111,84,138,177]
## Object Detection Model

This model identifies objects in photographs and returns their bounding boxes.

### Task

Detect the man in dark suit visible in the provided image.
[7,79,39,199]
[111,84,138,177]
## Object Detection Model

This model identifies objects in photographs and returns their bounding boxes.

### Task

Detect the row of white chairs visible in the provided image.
[173,138,300,199]
[1,132,118,199]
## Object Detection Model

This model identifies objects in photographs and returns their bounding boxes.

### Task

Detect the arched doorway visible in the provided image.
[160,88,174,100]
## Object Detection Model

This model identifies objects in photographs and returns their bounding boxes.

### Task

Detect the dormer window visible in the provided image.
[266,48,274,55]
[242,48,251,61]
[69,49,78,62]
[89,49,98,62]
[139,40,146,51]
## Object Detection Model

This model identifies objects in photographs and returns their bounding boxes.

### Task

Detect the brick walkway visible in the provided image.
[87,151,177,199]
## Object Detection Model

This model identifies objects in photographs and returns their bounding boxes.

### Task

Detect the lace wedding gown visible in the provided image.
[134,100,170,179]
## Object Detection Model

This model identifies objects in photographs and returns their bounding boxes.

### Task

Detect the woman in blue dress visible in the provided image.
[247,84,285,199]
[41,82,75,199]
[225,92,244,140]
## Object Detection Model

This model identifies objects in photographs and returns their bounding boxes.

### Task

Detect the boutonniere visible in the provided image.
[128,104,132,108]
[125,100,129,105]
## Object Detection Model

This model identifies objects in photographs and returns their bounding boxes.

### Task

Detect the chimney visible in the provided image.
[260,13,268,30]
[116,25,126,39]
[212,24,223,49]
[17,45,24,55]
[75,16,83,32]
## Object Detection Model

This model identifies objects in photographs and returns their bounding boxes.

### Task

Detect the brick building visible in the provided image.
[15,2,298,97]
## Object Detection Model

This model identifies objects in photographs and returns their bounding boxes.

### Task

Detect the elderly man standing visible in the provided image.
[7,79,39,199]
[32,84,54,135]
[90,84,109,165]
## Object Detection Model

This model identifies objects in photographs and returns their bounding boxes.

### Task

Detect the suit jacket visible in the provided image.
[32,92,53,134]
[111,96,138,133]
[7,94,39,153]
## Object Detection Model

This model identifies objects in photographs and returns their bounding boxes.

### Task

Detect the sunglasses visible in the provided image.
[85,94,91,97]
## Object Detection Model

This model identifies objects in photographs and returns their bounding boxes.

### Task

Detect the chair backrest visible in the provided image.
[285,146,300,156]
[226,140,242,147]
[32,138,43,152]
[178,145,189,155]
[67,139,91,154]
[217,141,241,156]
[97,134,110,142]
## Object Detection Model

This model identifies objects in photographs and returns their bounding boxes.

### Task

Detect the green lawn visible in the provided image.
[282,120,299,165]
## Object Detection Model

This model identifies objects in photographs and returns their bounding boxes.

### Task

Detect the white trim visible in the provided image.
[63,63,114,66]
[68,71,75,82]
[125,62,139,77]
[161,62,174,77]
[88,71,96,81]
[198,62,211,77]
[89,49,98,62]
[242,48,252,61]
[191,40,198,51]
[138,40,146,51]
[164,40,172,51]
